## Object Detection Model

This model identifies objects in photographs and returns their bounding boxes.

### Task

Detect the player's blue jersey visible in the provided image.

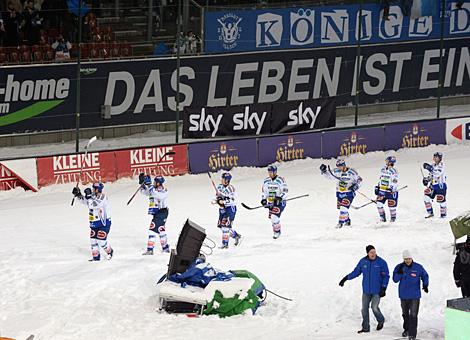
[323,167,362,194]
[141,185,168,215]
[428,162,446,187]
[377,166,398,192]
[261,176,288,203]
[216,183,236,208]
[78,193,111,228]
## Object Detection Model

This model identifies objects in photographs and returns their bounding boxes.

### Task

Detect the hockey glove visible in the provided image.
[273,196,282,206]
[422,178,430,186]
[350,183,359,192]
[379,288,386,298]
[138,172,145,184]
[423,163,433,172]
[319,164,327,173]
[455,280,461,288]
[216,196,225,208]
[72,187,81,197]
[84,187,92,199]
[423,286,429,293]
[261,199,268,207]
[374,186,380,196]
[143,175,152,186]
[339,275,348,287]
[397,263,404,275]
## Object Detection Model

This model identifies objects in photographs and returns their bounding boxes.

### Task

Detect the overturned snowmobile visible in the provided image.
[157,219,265,317]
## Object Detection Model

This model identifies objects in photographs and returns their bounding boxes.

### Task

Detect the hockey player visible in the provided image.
[320,159,362,228]
[139,173,170,255]
[422,152,447,218]
[72,182,114,261]
[261,165,288,239]
[375,156,399,222]
[214,172,241,249]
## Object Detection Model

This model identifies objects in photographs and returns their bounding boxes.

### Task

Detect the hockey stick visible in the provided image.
[126,151,176,205]
[327,165,341,180]
[71,136,97,206]
[207,172,220,195]
[351,185,408,210]
[241,194,309,210]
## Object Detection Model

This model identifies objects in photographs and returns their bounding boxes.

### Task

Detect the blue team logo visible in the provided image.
[217,13,243,50]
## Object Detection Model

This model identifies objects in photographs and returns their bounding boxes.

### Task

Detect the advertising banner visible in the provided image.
[1,38,469,134]
[204,2,470,53]
[384,120,446,150]
[0,162,37,191]
[188,139,258,173]
[183,104,272,138]
[258,132,321,166]
[322,127,385,158]
[446,117,470,144]
[36,151,117,187]
[114,144,188,178]
[183,99,335,138]
[270,99,336,134]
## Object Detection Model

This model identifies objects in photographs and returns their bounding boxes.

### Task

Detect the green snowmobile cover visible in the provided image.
[450,212,470,239]
[203,270,265,318]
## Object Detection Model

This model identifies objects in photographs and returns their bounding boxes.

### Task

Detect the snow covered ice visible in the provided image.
[1,143,469,340]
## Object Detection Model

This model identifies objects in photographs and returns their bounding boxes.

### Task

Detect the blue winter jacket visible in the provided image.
[348,255,390,295]
[393,261,429,300]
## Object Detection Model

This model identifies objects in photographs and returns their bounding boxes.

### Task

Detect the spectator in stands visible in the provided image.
[51,33,72,60]
[0,13,5,46]
[22,1,43,45]
[4,1,21,47]
[173,31,186,54]
[185,30,200,54]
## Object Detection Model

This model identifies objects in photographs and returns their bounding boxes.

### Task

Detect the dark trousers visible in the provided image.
[401,299,420,338]
[461,279,470,298]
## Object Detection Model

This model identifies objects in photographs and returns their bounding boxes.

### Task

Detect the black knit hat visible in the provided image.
[366,245,375,254]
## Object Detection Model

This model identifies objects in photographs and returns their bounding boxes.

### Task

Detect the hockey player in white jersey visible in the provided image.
[422,152,447,218]
[261,165,288,239]
[139,173,170,255]
[320,159,362,228]
[214,172,242,249]
[375,156,399,222]
[72,182,114,261]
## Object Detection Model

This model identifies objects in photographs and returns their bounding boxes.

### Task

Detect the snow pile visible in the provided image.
[1,143,470,339]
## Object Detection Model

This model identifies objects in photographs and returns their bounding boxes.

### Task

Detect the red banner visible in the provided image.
[36,151,117,187]
[0,163,37,192]
[115,144,188,178]
[35,144,188,188]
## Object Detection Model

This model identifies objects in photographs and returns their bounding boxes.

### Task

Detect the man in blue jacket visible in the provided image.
[339,245,390,333]
[393,250,429,340]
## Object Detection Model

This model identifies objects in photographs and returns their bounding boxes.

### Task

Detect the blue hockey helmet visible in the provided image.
[385,156,396,165]
[154,176,165,185]
[143,175,152,186]
[433,152,443,161]
[92,182,104,192]
[336,158,346,168]
[268,165,278,173]
[221,172,232,182]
